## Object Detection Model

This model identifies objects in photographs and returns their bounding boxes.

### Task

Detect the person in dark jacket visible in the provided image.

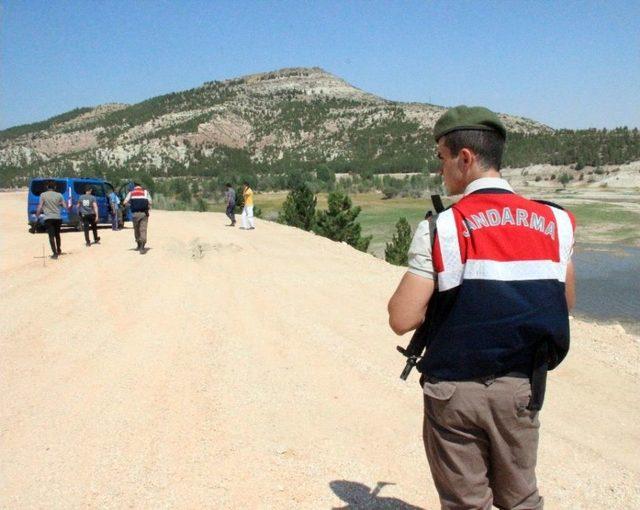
[388,106,576,510]
[224,183,236,226]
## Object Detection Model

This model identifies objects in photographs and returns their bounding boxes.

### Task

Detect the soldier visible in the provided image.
[123,183,152,254]
[388,106,576,510]
[35,181,69,259]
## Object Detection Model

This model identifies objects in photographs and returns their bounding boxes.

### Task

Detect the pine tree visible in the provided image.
[278,184,317,230]
[385,217,412,266]
[313,191,372,252]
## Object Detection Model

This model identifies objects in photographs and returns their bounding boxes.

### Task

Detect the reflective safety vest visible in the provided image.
[129,186,150,213]
[417,188,575,381]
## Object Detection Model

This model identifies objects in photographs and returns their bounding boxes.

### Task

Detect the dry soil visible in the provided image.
[1,191,639,509]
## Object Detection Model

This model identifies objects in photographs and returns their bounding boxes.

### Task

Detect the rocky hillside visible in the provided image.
[0,67,550,178]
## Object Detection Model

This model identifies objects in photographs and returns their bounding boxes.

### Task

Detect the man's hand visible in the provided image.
[388,272,435,335]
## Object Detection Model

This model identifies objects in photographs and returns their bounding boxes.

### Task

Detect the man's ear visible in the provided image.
[458,147,474,171]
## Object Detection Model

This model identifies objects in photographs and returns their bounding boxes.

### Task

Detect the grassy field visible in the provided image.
[557,201,640,246]
[245,192,445,257]
[351,194,449,256]
[206,190,640,257]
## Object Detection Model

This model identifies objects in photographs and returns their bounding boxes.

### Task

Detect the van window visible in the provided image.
[30,180,66,196]
[73,182,106,196]
[74,182,95,195]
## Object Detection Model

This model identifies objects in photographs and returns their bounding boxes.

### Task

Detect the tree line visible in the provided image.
[3,126,639,190]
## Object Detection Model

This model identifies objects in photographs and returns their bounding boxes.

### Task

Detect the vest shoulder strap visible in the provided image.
[533,199,565,210]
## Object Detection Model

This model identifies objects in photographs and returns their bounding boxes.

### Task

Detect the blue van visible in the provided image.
[27,177,132,231]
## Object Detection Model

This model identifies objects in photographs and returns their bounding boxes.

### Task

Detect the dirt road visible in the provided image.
[1,191,638,508]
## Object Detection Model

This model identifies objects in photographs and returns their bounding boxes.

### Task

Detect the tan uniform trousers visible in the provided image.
[132,212,149,245]
[423,376,542,510]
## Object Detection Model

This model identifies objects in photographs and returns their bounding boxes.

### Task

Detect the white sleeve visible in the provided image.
[407,220,436,280]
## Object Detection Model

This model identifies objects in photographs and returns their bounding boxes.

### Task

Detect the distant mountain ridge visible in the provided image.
[0,67,551,178]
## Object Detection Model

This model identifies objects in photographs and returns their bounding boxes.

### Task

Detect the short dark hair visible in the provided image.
[46,180,55,190]
[85,185,93,193]
[442,129,505,171]
[243,181,250,186]
[225,183,232,187]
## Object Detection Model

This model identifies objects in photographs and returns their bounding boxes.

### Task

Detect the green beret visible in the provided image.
[433,105,506,141]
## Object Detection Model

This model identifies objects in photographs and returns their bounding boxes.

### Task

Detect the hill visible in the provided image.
[0,67,552,184]
[1,191,638,508]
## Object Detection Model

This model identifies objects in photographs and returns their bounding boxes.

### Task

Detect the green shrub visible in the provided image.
[558,172,572,187]
[385,217,412,266]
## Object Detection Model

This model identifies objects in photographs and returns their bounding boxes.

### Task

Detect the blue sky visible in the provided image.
[2,0,638,130]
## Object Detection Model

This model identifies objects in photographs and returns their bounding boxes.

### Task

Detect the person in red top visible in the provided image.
[388,106,576,510]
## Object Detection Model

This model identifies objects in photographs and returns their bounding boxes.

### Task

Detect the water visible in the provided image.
[573,243,640,335]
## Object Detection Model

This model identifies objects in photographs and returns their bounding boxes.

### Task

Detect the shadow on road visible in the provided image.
[330,480,425,509]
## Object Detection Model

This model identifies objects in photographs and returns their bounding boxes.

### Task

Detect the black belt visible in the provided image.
[473,371,529,385]
[497,371,529,379]
[426,370,529,385]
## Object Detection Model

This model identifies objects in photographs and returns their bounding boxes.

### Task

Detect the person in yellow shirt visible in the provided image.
[241,181,255,230]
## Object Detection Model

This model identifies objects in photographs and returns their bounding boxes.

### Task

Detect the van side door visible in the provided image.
[94,183,109,222]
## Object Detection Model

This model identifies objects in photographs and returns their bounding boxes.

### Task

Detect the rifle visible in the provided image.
[397,194,445,380]
[397,321,430,380]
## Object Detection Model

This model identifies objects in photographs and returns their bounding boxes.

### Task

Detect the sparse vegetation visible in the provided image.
[0,107,93,141]
[558,172,572,188]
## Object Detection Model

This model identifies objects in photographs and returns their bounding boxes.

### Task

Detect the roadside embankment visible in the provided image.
[1,191,639,508]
